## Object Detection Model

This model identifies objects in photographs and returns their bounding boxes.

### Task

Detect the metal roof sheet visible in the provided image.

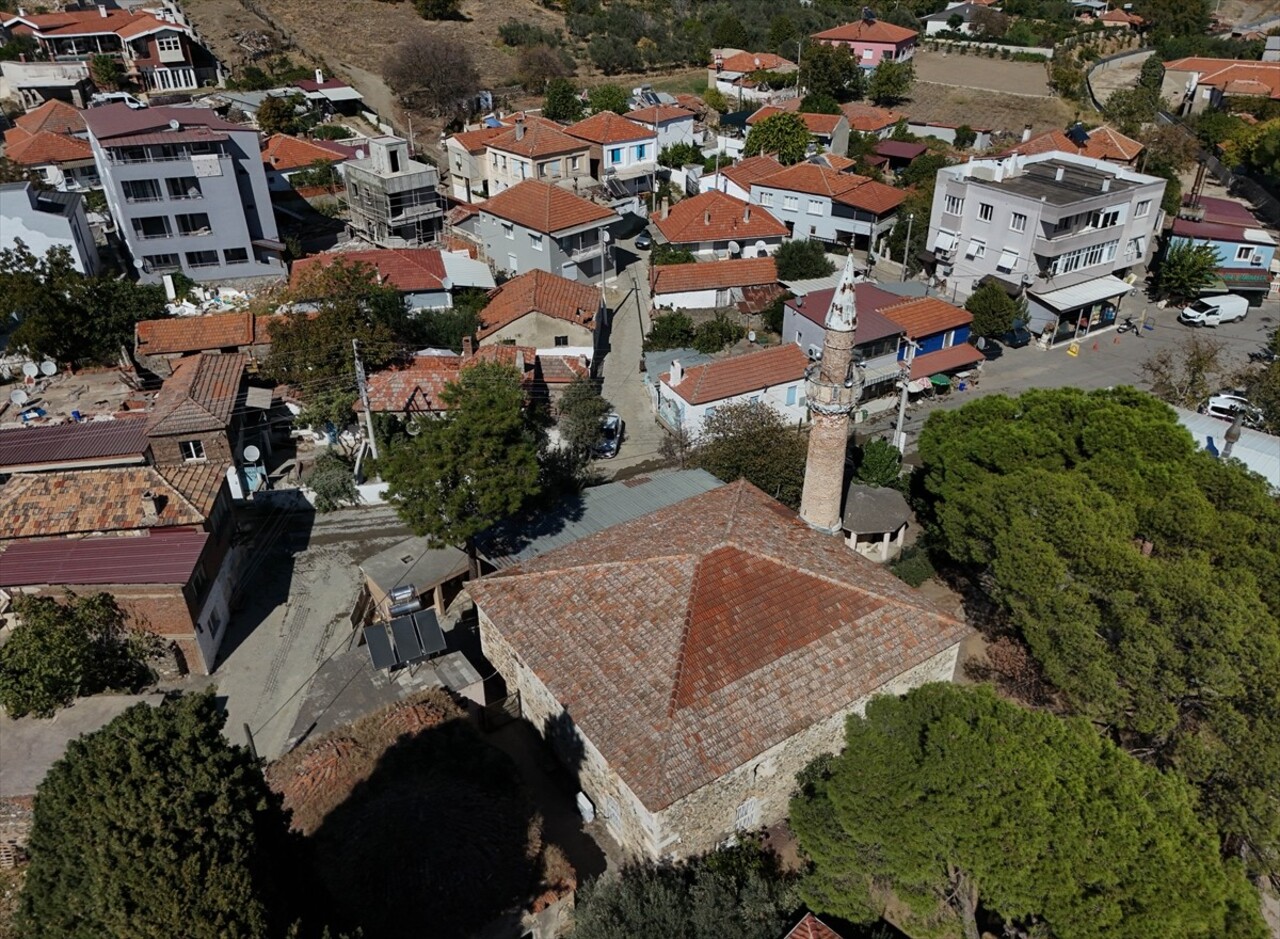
[1173,406,1279,490]
[1029,274,1132,311]
[0,531,209,587]
[0,419,149,473]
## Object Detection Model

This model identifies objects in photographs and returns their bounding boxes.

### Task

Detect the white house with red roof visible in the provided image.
[709,49,798,103]
[289,247,494,310]
[655,343,810,437]
[812,13,918,69]
[1,99,98,192]
[260,133,359,192]
[1162,57,1280,115]
[653,190,787,259]
[651,256,778,310]
[485,116,593,195]
[565,111,658,195]
[748,160,906,252]
[0,3,223,93]
[746,106,851,157]
[623,104,698,150]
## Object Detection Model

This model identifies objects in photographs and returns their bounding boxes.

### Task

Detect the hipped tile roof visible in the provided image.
[812,19,918,43]
[651,257,777,294]
[718,154,784,191]
[289,248,447,293]
[879,296,972,339]
[360,355,463,414]
[487,120,589,159]
[623,105,695,125]
[478,180,616,234]
[14,99,86,136]
[654,191,787,245]
[260,134,354,172]
[746,107,842,136]
[753,162,906,215]
[468,481,967,810]
[1003,125,1143,163]
[839,102,904,133]
[448,124,512,154]
[136,312,259,356]
[2,128,93,165]
[477,269,599,340]
[784,914,847,939]
[716,51,796,73]
[565,111,654,145]
[1162,58,1280,100]
[663,343,808,405]
[144,352,246,437]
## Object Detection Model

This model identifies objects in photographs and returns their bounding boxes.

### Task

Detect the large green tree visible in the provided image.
[1,244,165,367]
[587,83,630,115]
[867,60,914,107]
[572,841,799,939]
[743,112,811,165]
[0,593,155,719]
[556,374,612,460]
[963,280,1022,338]
[799,42,863,103]
[792,683,1266,939]
[384,362,541,572]
[543,77,584,122]
[255,94,300,136]
[1155,240,1220,302]
[917,388,1280,875]
[18,692,292,938]
[690,401,808,509]
[773,239,835,280]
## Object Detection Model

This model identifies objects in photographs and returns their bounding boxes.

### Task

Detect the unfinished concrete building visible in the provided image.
[345,136,444,248]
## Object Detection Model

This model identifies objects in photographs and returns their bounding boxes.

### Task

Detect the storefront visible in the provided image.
[1027,275,1134,346]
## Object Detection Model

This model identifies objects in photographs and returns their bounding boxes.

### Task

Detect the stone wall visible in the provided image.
[147,430,233,466]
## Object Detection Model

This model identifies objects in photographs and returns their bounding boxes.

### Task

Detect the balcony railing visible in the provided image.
[134,231,173,240]
[125,195,165,204]
[566,242,604,262]
[108,151,229,166]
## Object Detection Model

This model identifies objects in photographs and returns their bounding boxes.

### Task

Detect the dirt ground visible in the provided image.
[912,50,1053,97]
[903,79,1076,137]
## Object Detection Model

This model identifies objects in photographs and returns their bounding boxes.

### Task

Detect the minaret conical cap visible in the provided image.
[824,253,858,332]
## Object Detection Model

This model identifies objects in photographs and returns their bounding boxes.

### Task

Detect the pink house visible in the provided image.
[811,14,917,69]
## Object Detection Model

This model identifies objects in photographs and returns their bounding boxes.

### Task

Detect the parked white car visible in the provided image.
[1199,392,1263,426]
[1179,294,1248,327]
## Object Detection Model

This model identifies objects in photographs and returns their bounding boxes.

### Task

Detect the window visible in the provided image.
[1089,208,1121,229]
[1135,199,1151,218]
[122,179,161,202]
[943,330,955,348]
[705,406,717,420]
[1128,236,1146,258]
[807,198,823,216]
[609,147,623,165]
[190,564,208,599]
[156,35,182,54]
[758,191,774,207]
[944,194,964,216]
[530,233,544,251]
[502,222,514,240]
[166,176,202,199]
[861,48,873,60]
[185,250,218,268]
[571,156,581,171]
[180,439,206,461]
[634,144,647,160]
[223,247,249,265]
[1010,212,1027,233]
[144,253,180,272]
[783,194,799,211]
[965,237,986,259]
[786,384,797,406]
[734,797,760,831]
[978,202,993,222]
[132,216,171,239]
[1053,214,1075,234]
[996,248,1019,272]
[1236,245,1254,262]
[175,212,211,236]
[1050,239,1119,275]
[554,335,569,346]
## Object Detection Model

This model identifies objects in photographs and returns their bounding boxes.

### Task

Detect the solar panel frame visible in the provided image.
[364,624,398,671]
[412,609,447,657]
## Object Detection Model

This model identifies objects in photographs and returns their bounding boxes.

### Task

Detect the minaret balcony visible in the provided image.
[806,375,860,416]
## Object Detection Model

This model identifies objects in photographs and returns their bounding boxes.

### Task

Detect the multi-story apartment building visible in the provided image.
[1,2,224,95]
[927,152,1166,344]
[0,181,100,274]
[345,135,444,248]
[85,103,284,283]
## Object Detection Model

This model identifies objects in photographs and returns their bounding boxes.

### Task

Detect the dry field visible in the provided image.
[912,50,1053,97]
[903,80,1077,138]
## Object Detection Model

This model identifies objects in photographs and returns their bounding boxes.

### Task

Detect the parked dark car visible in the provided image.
[634,230,652,250]
[1002,324,1033,348]
[596,413,624,459]
[969,335,1003,360]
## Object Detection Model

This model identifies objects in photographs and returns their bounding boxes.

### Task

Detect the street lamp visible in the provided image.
[900,213,914,282]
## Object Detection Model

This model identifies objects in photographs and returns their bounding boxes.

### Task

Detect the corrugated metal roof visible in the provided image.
[0,419,149,473]
[0,531,209,587]
[478,469,724,568]
[1030,274,1132,311]
[1173,406,1279,490]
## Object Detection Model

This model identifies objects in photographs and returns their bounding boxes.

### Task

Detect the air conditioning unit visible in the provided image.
[1250,254,1264,266]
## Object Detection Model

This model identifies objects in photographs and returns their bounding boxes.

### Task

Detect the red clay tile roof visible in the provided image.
[1004,125,1143,163]
[879,296,972,339]
[839,102,904,133]
[3,7,189,39]
[1099,8,1143,24]
[910,343,985,379]
[565,111,653,145]
[145,352,246,437]
[477,269,599,340]
[654,191,787,245]
[0,465,218,539]
[718,154,784,191]
[468,480,967,810]
[448,124,512,154]
[784,914,846,939]
[623,105,695,125]
[361,355,463,414]
[663,343,807,405]
[651,257,777,294]
[1162,58,1280,99]
[260,134,353,172]
[289,248,447,293]
[813,19,918,43]
[487,120,589,159]
[2,128,92,165]
[716,51,796,73]
[0,530,211,588]
[14,99,86,136]
[136,313,258,357]
[536,353,590,384]
[477,180,616,234]
[747,107,842,136]
[753,163,906,214]
[155,462,227,516]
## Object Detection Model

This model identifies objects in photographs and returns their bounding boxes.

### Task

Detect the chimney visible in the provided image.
[1102,178,1111,192]
[515,117,526,141]
[704,208,712,225]
[670,359,684,385]
[462,335,474,358]
[314,67,324,84]
[98,4,108,17]
[1055,166,1065,182]
[1021,123,1032,143]
[663,198,670,219]
[515,349,526,372]
[141,490,161,520]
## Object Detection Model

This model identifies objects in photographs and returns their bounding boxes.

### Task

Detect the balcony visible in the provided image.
[108,150,229,166]
[565,241,604,262]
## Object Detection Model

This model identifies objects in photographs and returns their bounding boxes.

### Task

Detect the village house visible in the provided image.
[653,190,787,259]
[905,118,993,149]
[133,311,277,376]
[1001,123,1144,167]
[0,181,99,275]
[475,268,604,354]
[749,161,905,252]
[878,295,983,380]
[0,461,240,674]
[1168,195,1276,304]
[708,49,798,104]
[1,99,99,193]
[746,106,851,158]
[143,351,248,466]
[783,282,908,396]
[811,14,918,69]
[651,256,778,310]
[466,480,966,860]
[840,102,905,138]
[700,153,788,201]
[922,2,991,35]
[564,111,658,196]
[457,179,619,282]
[623,104,698,150]
[260,133,359,193]
[866,139,928,177]
[444,123,512,203]
[485,117,593,196]
[0,2,224,94]
[289,247,494,311]
[655,343,810,438]
[1161,57,1280,115]
[289,69,364,119]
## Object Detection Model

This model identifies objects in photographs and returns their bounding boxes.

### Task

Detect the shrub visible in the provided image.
[889,544,934,586]
[498,19,563,47]
[774,239,835,280]
[692,311,745,354]
[647,311,696,350]
[311,124,352,140]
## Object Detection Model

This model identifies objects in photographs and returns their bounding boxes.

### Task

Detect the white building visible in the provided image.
[655,343,810,438]
[0,181,99,274]
[624,104,698,151]
[651,256,777,310]
[565,111,658,196]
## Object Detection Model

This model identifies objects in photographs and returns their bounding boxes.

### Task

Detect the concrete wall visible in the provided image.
[653,287,722,309]
[482,313,594,349]
[147,429,233,466]
[1168,234,1276,272]
[0,185,99,274]
[657,376,808,438]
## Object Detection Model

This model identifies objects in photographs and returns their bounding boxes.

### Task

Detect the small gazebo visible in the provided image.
[842,483,911,562]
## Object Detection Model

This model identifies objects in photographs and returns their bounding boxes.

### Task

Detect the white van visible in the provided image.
[1179,294,1249,327]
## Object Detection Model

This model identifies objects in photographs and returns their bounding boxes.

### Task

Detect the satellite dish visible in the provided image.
[40,360,56,376]
[168,118,181,131]
[134,258,146,269]
[728,241,741,255]
[21,362,39,378]
[9,389,29,405]
[242,444,261,463]
[440,276,453,291]
[405,420,422,436]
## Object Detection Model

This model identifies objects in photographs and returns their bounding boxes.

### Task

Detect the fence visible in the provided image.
[921,37,1055,59]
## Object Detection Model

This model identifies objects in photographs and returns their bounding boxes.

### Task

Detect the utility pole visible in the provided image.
[352,339,379,461]
[900,213,914,282]
[892,339,918,454]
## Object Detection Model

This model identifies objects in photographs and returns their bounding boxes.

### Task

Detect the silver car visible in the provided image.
[596,413,624,459]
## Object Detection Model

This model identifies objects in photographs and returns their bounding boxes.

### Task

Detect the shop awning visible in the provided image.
[910,344,985,380]
[996,248,1019,272]
[932,231,957,252]
[929,374,951,387]
[1216,267,1272,291]
[1030,274,1131,312]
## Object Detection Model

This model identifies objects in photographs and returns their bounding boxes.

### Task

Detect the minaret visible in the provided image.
[799,254,862,534]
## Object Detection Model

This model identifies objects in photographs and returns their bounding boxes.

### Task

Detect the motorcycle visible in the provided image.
[1247,348,1278,365]
[1116,317,1140,336]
